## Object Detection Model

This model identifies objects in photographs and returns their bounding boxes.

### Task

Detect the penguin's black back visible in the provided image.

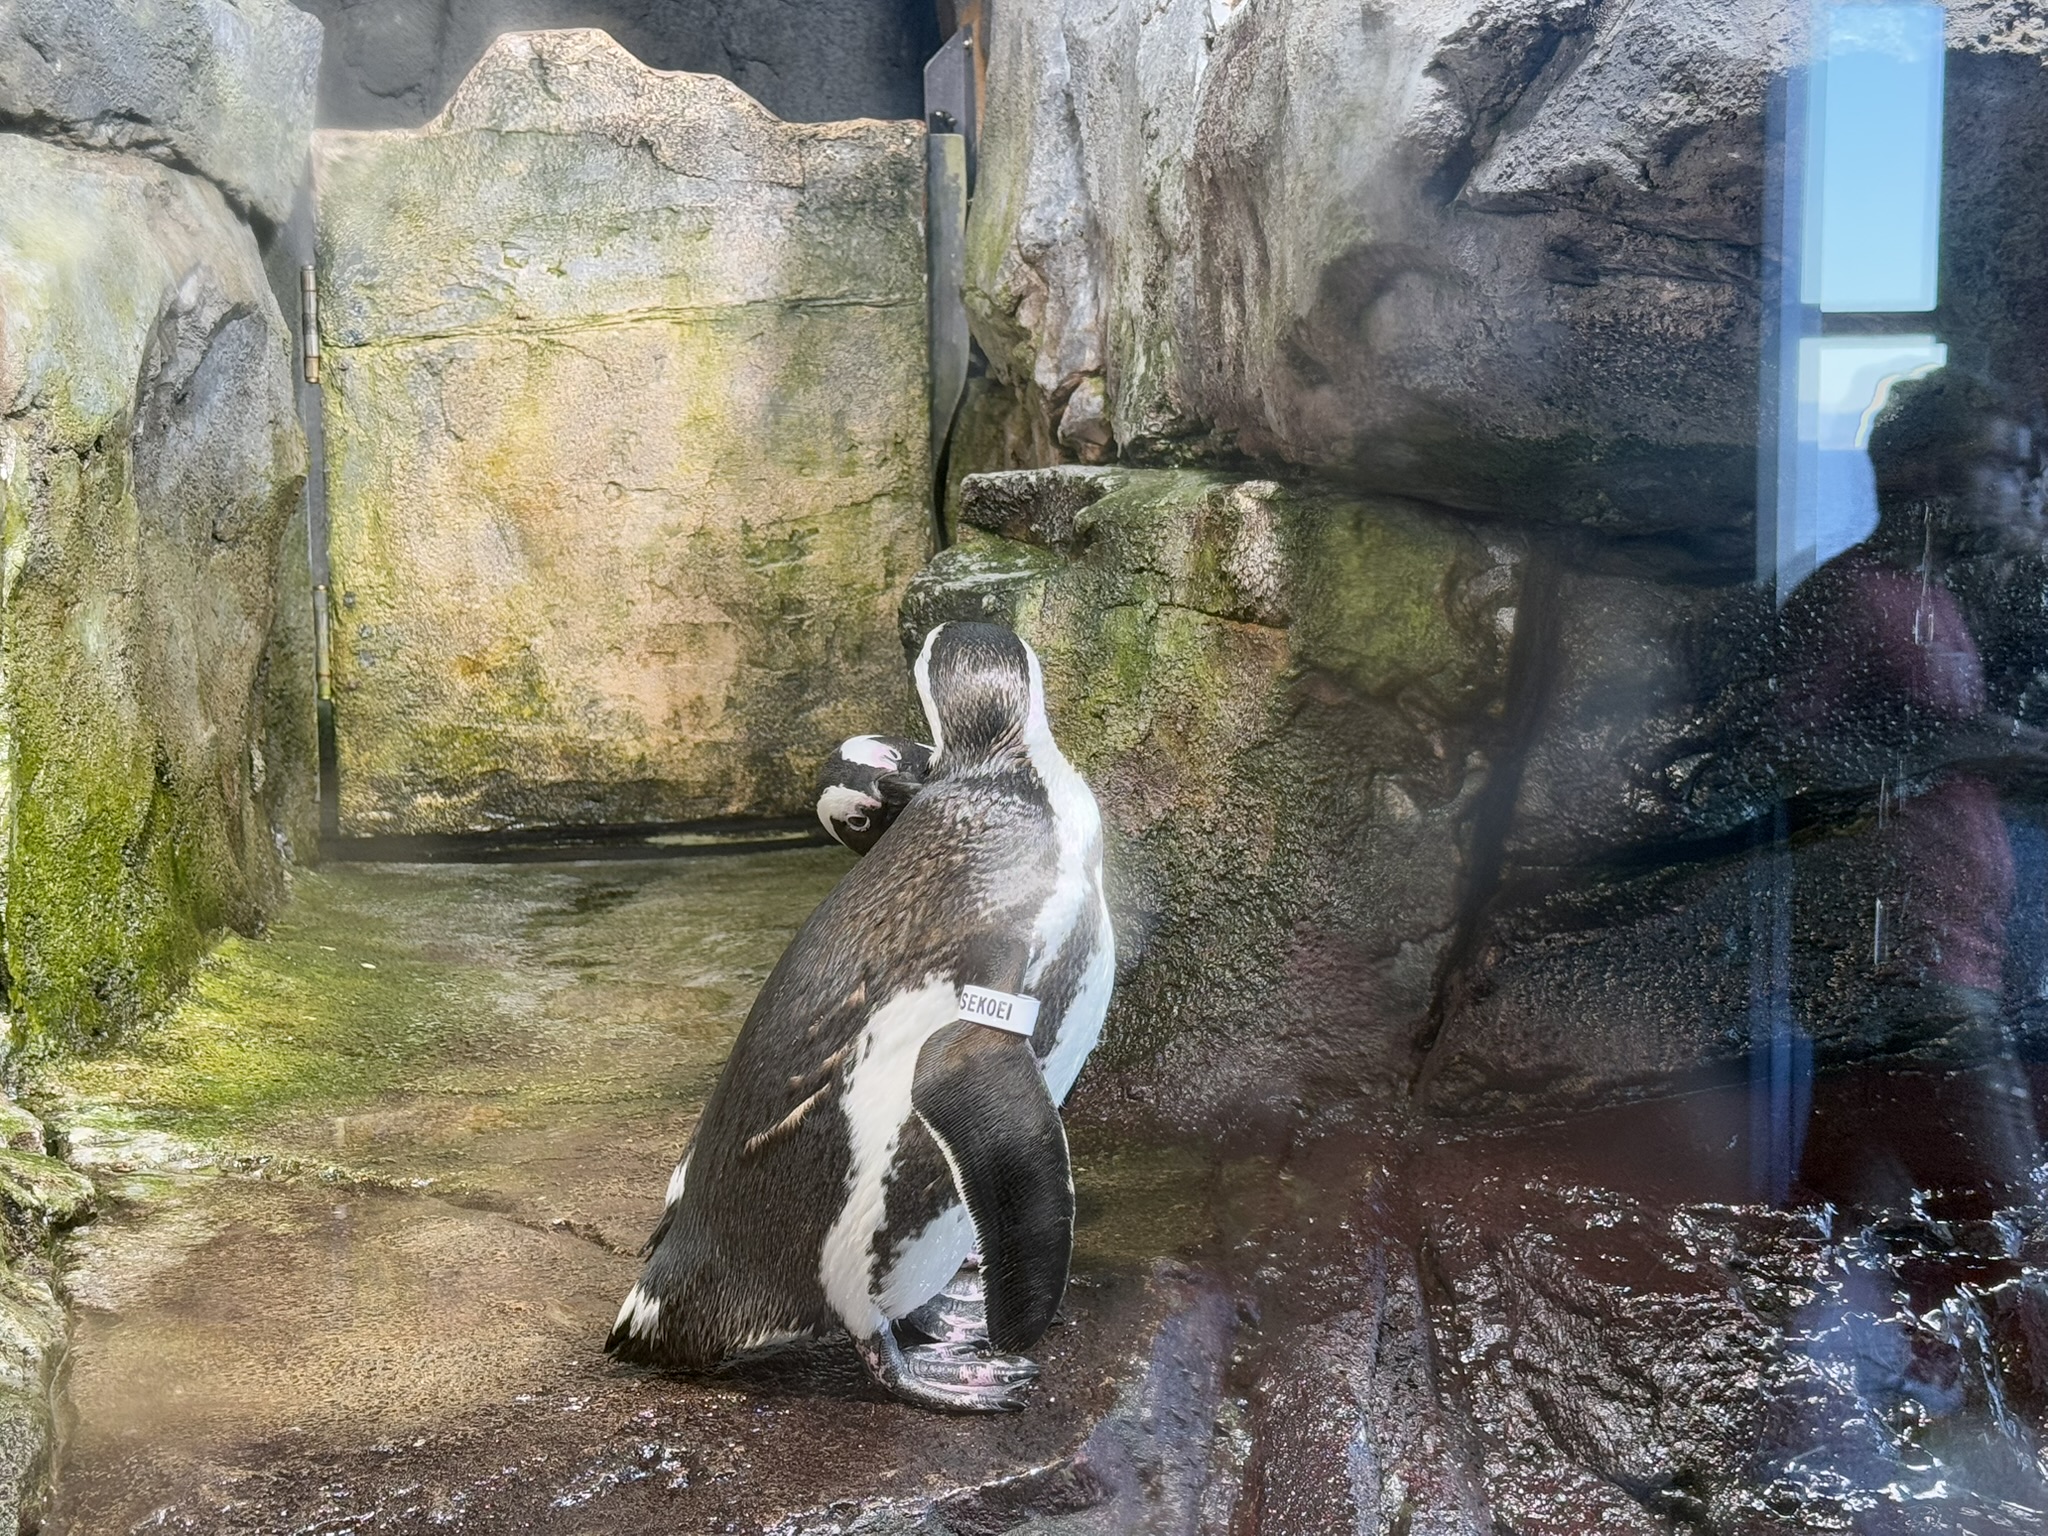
[616,760,1059,1367]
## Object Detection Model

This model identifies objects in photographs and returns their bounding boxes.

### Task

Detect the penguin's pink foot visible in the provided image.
[901,1264,987,1344]
[857,1326,1037,1413]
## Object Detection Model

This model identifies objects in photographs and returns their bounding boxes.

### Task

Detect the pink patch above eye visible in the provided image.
[839,735,901,770]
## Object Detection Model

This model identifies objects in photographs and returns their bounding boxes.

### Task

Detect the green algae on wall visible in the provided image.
[28,852,850,1185]
[0,137,311,1050]
[903,468,1523,1126]
[315,30,933,836]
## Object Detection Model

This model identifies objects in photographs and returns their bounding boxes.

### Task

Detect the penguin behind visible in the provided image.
[608,622,1114,1411]
[814,735,933,854]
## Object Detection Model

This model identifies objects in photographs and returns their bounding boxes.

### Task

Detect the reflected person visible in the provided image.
[1778,370,2045,1207]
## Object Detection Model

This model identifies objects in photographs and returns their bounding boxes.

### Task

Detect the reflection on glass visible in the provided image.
[1777,335,1947,588]
[1763,0,1948,600]
[1800,2,1946,314]
[1762,370,2048,1512]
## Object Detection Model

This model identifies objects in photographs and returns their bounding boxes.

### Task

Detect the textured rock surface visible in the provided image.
[0,1094,98,1534]
[905,466,1523,1126]
[1934,9,2048,422]
[962,0,1797,545]
[1407,1079,2048,1534]
[315,30,931,835]
[0,136,312,1047]
[0,0,322,226]
[1211,1079,2048,1536]
[293,0,940,129]
[960,1,2048,554]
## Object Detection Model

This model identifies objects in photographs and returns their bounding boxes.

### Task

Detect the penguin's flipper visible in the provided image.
[911,1021,1073,1354]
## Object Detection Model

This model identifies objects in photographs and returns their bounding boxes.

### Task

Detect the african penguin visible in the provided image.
[608,622,1114,1412]
[815,735,934,854]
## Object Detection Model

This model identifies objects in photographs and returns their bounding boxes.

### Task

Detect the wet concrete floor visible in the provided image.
[34,850,2046,1533]
[27,851,1215,1535]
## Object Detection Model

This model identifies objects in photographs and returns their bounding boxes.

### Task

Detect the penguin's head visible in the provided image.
[912,622,1046,768]
[814,734,934,854]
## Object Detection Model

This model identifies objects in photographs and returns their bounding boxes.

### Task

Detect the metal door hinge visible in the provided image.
[299,265,321,385]
[313,582,332,702]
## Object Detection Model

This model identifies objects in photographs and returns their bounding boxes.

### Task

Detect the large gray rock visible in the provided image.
[905,466,1523,1128]
[963,1,2048,548]
[0,135,311,1046]
[292,0,939,129]
[315,31,932,835]
[0,0,321,226]
[964,0,1796,542]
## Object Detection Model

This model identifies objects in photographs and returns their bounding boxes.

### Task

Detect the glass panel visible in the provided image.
[24,0,2048,1528]
[1774,335,1948,590]
[1801,2,1946,313]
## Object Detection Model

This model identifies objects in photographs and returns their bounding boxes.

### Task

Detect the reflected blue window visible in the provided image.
[1799,3,1946,312]
[1762,1,1949,599]
[1780,335,1947,583]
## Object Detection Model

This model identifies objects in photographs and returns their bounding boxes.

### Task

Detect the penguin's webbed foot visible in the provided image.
[901,1264,988,1345]
[857,1326,1037,1413]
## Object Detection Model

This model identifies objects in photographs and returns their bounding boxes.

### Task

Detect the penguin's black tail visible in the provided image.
[605,1278,662,1362]
[603,1203,725,1369]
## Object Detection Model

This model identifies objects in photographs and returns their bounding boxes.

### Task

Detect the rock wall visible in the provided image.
[927,1,2048,1127]
[0,1096,94,1530]
[934,458,2048,1126]
[315,30,932,836]
[906,468,1522,1122]
[0,0,322,227]
[0,0,316,1509]
[959,0,1798,554]
[290,0,941,128]
[0,0,318,1047]
[958,1,2048,561]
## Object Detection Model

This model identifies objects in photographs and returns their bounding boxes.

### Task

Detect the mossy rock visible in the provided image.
[314,31,933,835]
[904,468,1524,1127]
[0,1150,93,1232]
[0,137,312,1050]
[0,1107,41,1156]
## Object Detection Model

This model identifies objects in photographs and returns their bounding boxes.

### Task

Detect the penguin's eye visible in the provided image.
[847,813,869,831]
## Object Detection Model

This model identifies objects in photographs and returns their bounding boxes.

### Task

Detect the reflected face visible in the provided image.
[1966,417,2048,552]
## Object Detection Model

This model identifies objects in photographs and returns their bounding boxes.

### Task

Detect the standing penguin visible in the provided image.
[814,735,933,854]
[608,623,1114,1411]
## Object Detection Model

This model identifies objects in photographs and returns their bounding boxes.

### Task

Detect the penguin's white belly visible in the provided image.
[878,1201,976,1319]
[818,976,960,1335]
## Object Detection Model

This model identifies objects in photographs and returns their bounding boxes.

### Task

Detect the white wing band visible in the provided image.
[958,985,1040,1037]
